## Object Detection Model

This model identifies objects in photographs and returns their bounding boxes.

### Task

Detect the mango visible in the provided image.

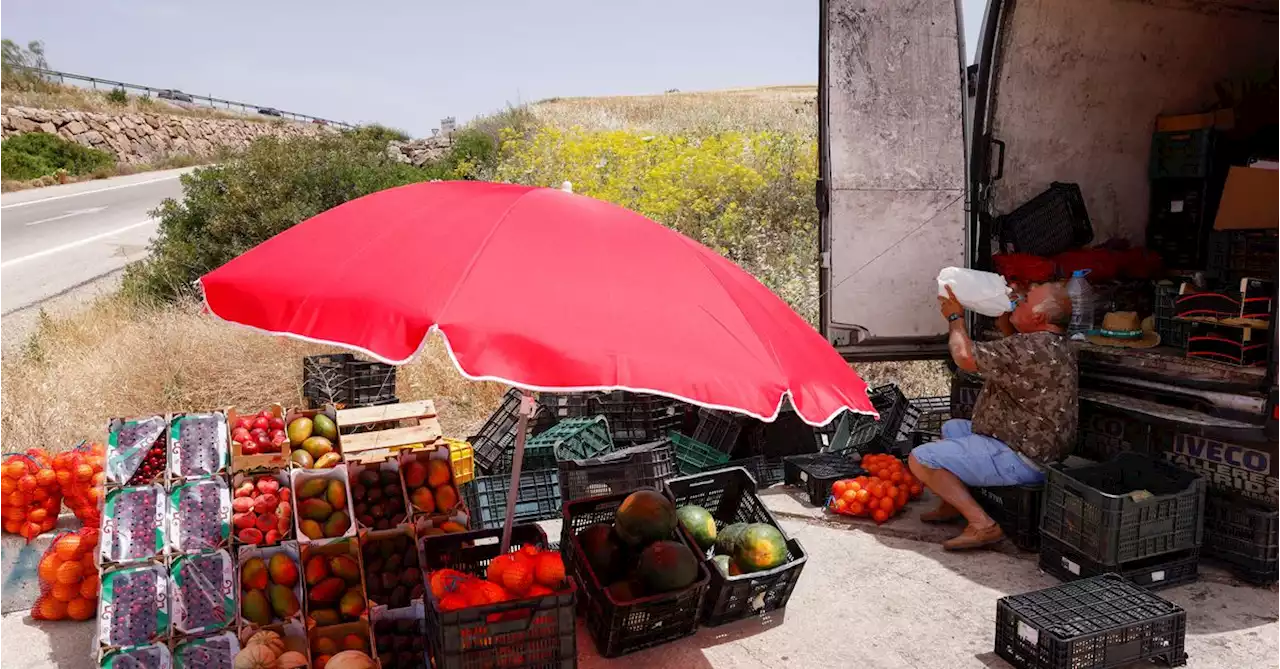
[326,480,346,510]
[440,521,467,533]
[268,582,301,618]
[402,462,427,488]
[314,637,339,656]
[427,459,452,488]
[302,436,334,459]
[341,633,367,651]
[241,588,272,625]
[310,576,345,603]
[329,555,361,583]
[268,552,298,587]
[434,484,458,511]
[410,487,435,514]
[314,452,342,469]
[300,520,324,540]
[240,557,269,591]
[323,511,351,537]
[310,608,341,626]
[287,417,313,445]
[299,498,333,521]
[338,588,366,620]
[304,555,330,585]
[291,450,315,468]
[312,414,338,441]
[297,479,328,499]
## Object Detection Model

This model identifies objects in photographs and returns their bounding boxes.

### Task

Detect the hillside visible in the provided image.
[526,85,817,135]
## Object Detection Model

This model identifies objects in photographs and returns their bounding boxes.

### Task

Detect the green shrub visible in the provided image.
[106,87,128,104]
[122,134,436,302]
[442,129,498,180]
[344,123,410,143]
[0,132,114,181]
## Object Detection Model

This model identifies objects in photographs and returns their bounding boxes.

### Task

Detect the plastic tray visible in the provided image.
[1041,453,1205,566]
[302,353,397,409]
[664,467,807,626]
[168,477,230,554]
[950,372,984,421]
[98,562,170,648]
[782,453,866,507]
[170,550,235,634]
[1150,127,1215,179]
[469,388,558,473]
[1038,534,1199,591]
[562,491,710,657]
[558,439,676,503]
[996,181,1094,257]
[670,432,731,476]
[168,412,228,479]
[973,485,1042,552]
[690,409,744,454]
[593,391,687,444]
[172,631,239,669]
[537,392,597,420]
[1154,282,1191,350]
[101,485,166,565]
[823,384,919,457]
[1207,229,1280,283]
[994,574,1187,669]
[421,524,575,669]
[1201,493,1279,585]
[909,395,951,440]
[463,468,561,529]
[517,415,613,472]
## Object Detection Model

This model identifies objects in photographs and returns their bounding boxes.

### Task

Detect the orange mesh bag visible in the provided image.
[31,527,101,621]
[2,451,63,542]
[54,442,107,526]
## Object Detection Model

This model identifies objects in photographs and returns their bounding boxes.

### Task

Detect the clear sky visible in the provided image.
[2,0,986,136]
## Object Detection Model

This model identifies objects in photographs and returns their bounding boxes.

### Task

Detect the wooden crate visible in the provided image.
[228,404,291,473]
[336,400,444,464]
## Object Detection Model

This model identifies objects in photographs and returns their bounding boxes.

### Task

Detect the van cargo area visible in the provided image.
[820,0,1277,528]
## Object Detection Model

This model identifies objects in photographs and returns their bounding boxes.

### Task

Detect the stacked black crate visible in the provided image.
[1145,127,1227,271]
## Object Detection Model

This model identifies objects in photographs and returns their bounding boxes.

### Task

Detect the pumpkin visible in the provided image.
[247,630,286,657]
[325,650,376,669]
[234,644,279,669]
[276,651,309,669]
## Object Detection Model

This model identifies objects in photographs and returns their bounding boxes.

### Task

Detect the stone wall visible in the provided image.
[0,105,335,164]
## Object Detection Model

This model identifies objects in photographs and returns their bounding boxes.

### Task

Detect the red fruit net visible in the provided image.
[1053,248,1121,282]
[1,451,63,542]
[992,253,1057,284]
[53,441,107,527]
[31,527,100,621]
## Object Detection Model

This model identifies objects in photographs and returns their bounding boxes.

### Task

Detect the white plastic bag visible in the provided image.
[936,267,1013,317]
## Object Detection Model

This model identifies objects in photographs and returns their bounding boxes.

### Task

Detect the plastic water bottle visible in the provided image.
[1066,269,1095,339]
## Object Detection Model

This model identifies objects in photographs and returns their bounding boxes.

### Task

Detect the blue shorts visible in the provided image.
[911,419,1045,487]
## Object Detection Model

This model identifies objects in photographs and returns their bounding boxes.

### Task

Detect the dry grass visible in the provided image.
[858,361,950,399]
[0,297,507,454]
[2,82,272,123]
[0,152,213,192]
[529,85,817,136]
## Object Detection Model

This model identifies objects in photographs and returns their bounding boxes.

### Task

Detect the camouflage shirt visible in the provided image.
[971,332,1078,464]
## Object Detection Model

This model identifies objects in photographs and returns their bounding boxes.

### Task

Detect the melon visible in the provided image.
[733,523,788,573]
[576,522,626,582]
[636,540,699,593]
[676,505,717,551]
[326,650,376,669]
[715,522,748,556]
[613,490,677,547]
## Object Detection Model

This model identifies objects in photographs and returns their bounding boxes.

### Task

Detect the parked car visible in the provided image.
[257,107,282,117]
[157,89,193,102]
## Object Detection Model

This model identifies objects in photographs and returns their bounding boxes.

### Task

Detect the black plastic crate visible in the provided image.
[1207,229,1280,282]
[537,392,597,420]
[302,353,397,409]
[592,391,687,444]
[972,485,1042,552]
[663,467,807,626]
[463,468,561,529]
[724,456,784,487]
[558,439,676,503]
[909,395,950,440]
[1038,534,1199,591]
[1150,127,1215,179]
[1147,178,1214,270]
[995,574,1187,669]
[1076,392,1155,463]
[1153,283,1191,350]
[823,384,920,457]
[691,408,744,454]
[950,371,984,420]
[996,182,1094,257]
[1041,453,1205,566]
[782,453,866,507]
[1202,493,1279,585]
[561,491,710,657]
[422,524,576,669]
[470,388,559,474]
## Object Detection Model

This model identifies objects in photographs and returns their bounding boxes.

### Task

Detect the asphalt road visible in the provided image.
[0,167,197,316]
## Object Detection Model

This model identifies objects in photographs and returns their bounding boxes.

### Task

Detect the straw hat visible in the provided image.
[1086,311,1161,348]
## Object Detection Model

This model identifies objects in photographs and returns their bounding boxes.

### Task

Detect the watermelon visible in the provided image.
[676,505,717,551]
[614,490,677,547]
[577,523,627,582]
[606,579,640,603]
[733,523,788,572]
[637,540,699,593]
[715,522,749,556]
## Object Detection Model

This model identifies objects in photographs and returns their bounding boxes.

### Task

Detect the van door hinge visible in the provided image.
[820,251,831,269]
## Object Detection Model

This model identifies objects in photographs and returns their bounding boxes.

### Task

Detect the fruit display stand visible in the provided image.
[291,467,356,544]
[557,439,677,502]
[227,404,292,472]
[358,525,426,610]
[335,400,444,466]
[300,538,369,628]
[371,601,428,669]
[348,458,411,531]
[230,470,293,547]
[235,541,305,631]
[664,467,807,627]
[562,490,710,657]
[422,524,576,669]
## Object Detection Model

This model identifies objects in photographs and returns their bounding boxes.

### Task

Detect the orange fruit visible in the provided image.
[75,465,93,482]
[36,469,57,488]
[890,470,904,484]
[486,554,512,584]
[36,598,67,620]
[854,488,870,503]
[67,597,95,621]
[832,480,849,497]
[5,460,29,478]
[840,489,857,504]
[54,534,82,560]
[847,480,862,492]
[80,573,100,599]
[909,483,924,498]
[18,475,37,492]
[40,517,56,532]
[896,490,910,508]
[56,470,73,487]
[3,506,25,521]
[849,501,865,516]
[832,498,848,514]
[887,486,900,500]
[501,559,533,595]
[28,508,48,524]
[4,519,22,534]
[878,497,895,513]
[872,509,889,524]
[52,582,78,602]
[38,554,62,583]
[80,552,97,573]
[55,561,83,585]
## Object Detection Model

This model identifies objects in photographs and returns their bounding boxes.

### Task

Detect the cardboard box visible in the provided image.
[234,541,305,631]
[290,466,356,544]
[308,620,375,664]
[400,447,465,523]
[286,404,343,469]
[1155,108,1235,132]
[237,619,309,662]
[230,469,294,547]
[168,411,229,480]
[300,537,369,627]
[1214,166,1279,231]
[347,459,410,531]
[358,525,425,610]
[228,404,291,472]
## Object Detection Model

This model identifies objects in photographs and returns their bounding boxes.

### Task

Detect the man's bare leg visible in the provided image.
[908,453,1005,550]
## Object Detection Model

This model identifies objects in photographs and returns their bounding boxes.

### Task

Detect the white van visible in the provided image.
[817,0,1277,498]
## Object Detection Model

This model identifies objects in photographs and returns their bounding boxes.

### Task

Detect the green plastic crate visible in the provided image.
[511,415,613,471]
[670,431,731,475]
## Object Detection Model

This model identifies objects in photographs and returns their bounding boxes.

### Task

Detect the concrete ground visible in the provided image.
[3,489,1276,668]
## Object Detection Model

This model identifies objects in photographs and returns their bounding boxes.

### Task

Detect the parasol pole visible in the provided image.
[499,390,536,554]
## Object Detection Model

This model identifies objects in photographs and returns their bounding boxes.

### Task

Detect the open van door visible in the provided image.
[818,0,970,360]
